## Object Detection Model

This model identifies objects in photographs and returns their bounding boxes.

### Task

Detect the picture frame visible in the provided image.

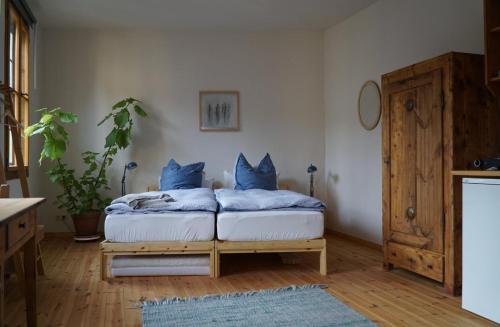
[199,90,240,131]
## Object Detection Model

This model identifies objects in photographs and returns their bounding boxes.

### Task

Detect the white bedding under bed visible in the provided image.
[104,212,215,277]
[104,211,215,242]
[111,255,210,276]
[216,210,324,241]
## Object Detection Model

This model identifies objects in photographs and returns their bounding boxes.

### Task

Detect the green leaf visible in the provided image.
[108,147,118,156]
[105,129,118,148]
[112,99,127,110]
[52,145,65,160]
[45,138,66,160]
[115,129,129,148]
[54,124,69,139]
[82,151,99,158]
[56,111,79,123]
[40,113,54,124]
[134,105,147,117]
[114,110,130,128]
[97,113,113,126]
[31,126,46,136]
[24,123,42,137]
[48,173,60,183]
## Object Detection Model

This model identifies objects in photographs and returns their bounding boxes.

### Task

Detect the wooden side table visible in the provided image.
[0,198,45,327]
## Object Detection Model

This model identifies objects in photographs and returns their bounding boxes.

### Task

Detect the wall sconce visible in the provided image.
[121,161,138,196]
[307,164,317,197]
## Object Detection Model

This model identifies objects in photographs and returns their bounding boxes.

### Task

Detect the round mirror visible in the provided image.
[358,80,381,130]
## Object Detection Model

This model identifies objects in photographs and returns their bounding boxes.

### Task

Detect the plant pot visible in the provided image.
[71,210,101,242]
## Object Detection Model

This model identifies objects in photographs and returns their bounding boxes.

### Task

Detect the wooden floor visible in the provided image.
[4,234,495,327]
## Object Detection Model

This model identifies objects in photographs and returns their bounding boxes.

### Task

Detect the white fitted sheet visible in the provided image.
[217,210,324,241]
[111,255,210,276]
[104,212,215,242]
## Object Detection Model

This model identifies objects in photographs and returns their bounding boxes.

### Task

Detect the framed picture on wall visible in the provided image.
[199,90,240,131]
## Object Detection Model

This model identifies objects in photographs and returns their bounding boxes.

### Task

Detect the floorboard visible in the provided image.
[4,234,495,327]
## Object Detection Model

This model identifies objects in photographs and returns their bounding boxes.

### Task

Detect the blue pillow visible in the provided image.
[160,159,205,191]
[235,153,277,191]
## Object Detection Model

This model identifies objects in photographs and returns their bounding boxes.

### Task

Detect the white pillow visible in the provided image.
[222,170,280,189]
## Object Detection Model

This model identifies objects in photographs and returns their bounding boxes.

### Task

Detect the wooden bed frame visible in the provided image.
[99,240,217,280]
[99,238,327,279]
[214,238,327,278]
[100,184,327,280]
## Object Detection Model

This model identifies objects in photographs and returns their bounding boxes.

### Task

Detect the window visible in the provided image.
[4,1,30,179]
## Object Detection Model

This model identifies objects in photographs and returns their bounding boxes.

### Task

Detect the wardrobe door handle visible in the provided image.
[406,207,416,219]
[405,99,415,112]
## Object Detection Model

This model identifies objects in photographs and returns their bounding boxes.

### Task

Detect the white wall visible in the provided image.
[36,29,324,231]
[323,0,484,244]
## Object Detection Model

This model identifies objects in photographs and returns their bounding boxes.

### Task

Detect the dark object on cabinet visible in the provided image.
[381,52,500,296]
[473,157,500,170]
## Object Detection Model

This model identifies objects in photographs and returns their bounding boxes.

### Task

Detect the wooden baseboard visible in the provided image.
[326,229,382,251]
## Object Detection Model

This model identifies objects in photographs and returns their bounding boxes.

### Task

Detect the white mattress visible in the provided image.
[104,212,215,242]
[111,255,210,276]
[217,210,324,241]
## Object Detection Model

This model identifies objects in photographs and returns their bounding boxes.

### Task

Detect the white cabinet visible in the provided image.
[462,178,500,324]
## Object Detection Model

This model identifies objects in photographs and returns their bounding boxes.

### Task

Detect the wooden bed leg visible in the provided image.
[209,249,216,278]
[213,243,220,278]
[216,251,221,278]
[100,252,107,281]
[320,245,327,276]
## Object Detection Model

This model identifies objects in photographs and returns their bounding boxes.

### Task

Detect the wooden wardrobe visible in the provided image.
[381,52,500,295]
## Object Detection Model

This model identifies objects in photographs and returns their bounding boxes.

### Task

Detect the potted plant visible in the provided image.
[25,98,147,240]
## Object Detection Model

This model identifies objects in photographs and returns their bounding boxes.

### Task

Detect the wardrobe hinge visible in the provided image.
[441,92,445,111]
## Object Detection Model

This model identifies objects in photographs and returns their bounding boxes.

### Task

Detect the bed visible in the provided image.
[100,188,218,280]
[214,188,327,277]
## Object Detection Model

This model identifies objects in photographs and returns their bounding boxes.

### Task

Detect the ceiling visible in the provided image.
[27,0,377,31]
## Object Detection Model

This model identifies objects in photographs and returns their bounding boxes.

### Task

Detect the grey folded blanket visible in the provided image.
[105,189,218,215]
[115,193,175,209]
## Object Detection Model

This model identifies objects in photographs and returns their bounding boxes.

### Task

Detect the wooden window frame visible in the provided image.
[3,0,30,180]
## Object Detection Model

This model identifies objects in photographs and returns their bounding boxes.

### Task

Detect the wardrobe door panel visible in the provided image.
[415,70,443,253]
[388,70,443,253]
[390,89,417,236]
